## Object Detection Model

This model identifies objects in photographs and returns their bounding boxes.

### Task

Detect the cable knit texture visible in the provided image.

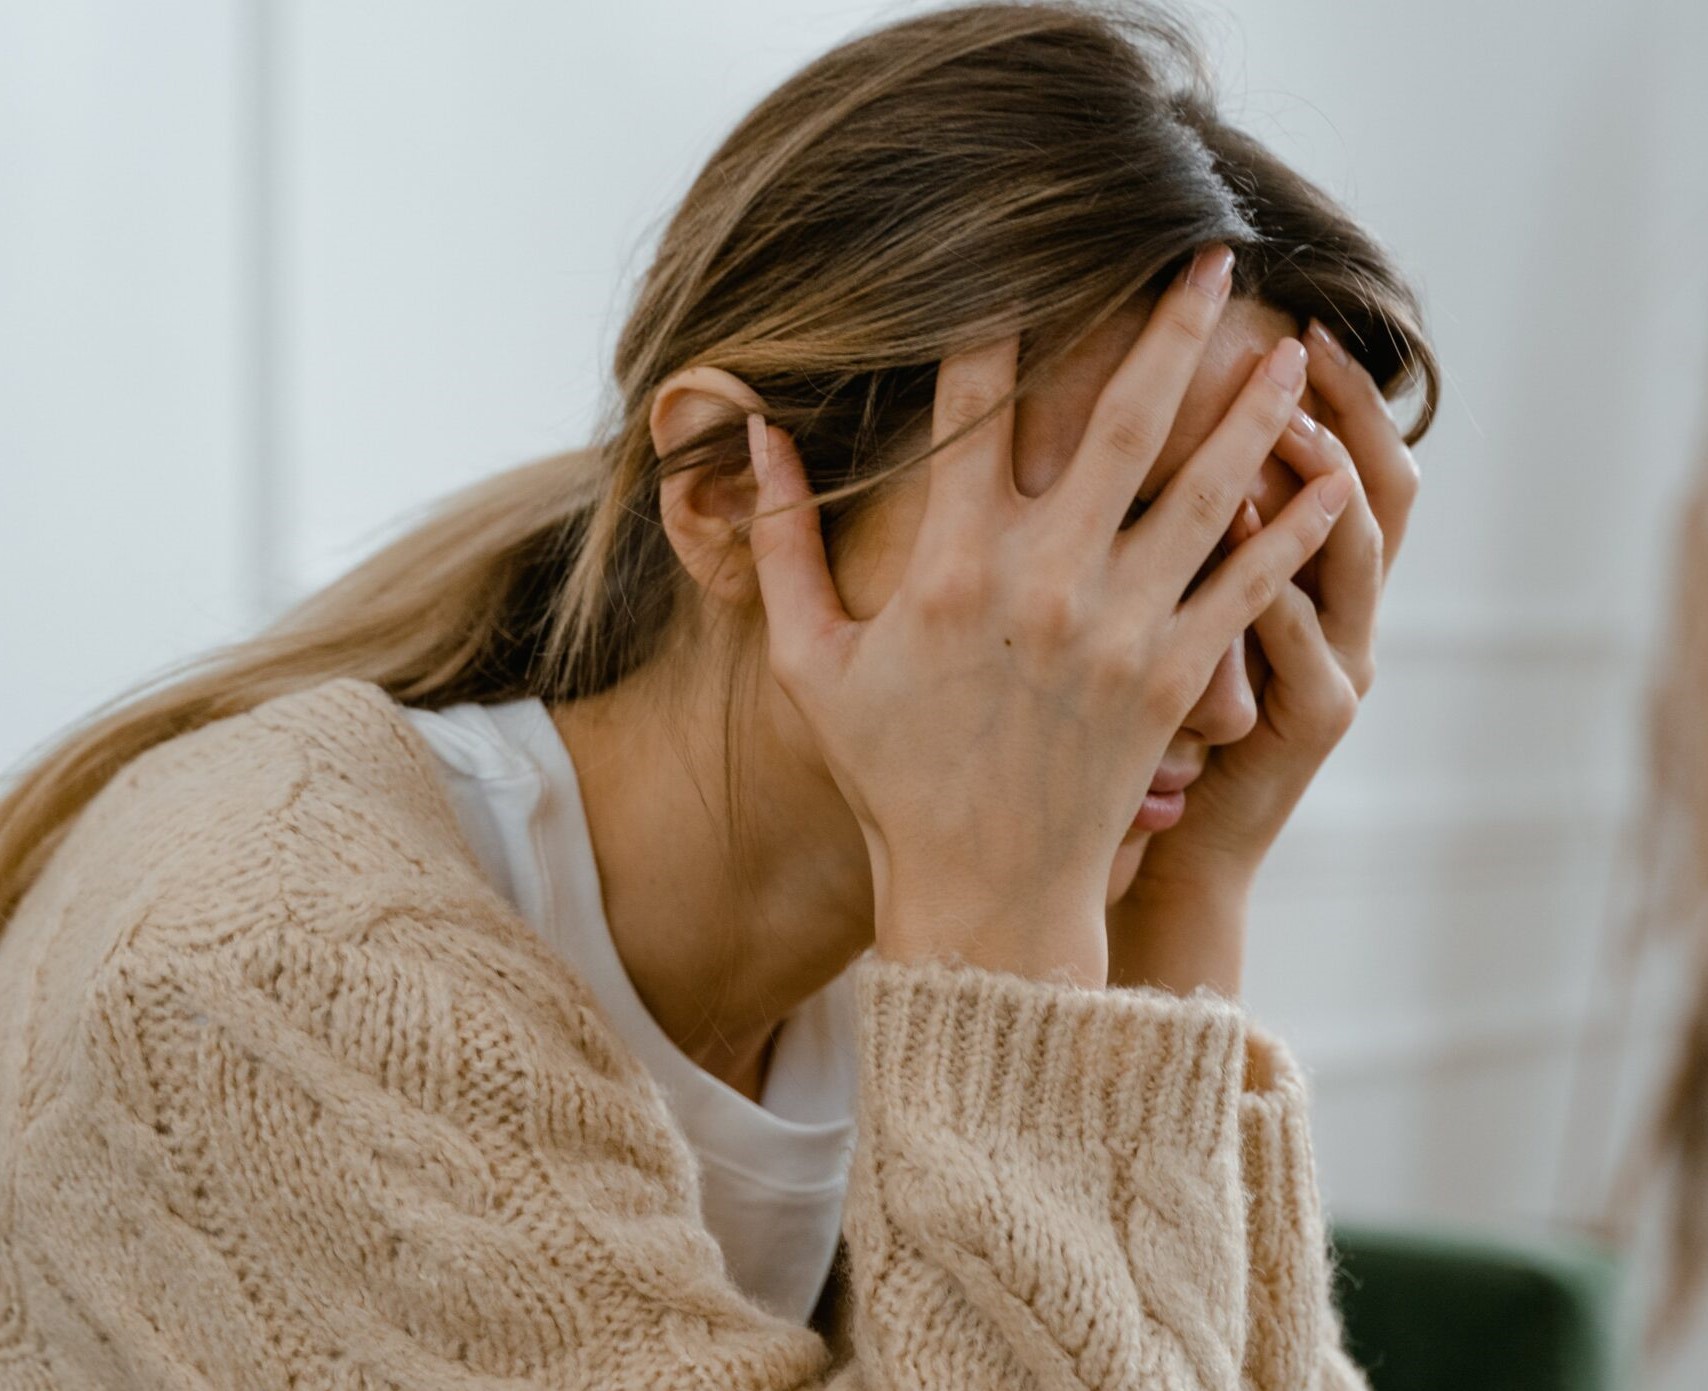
[0,677,1367,1389]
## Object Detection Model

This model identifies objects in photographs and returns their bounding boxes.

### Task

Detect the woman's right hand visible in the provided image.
[744,246,1353,987]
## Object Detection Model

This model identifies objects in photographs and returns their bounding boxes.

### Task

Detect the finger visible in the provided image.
[1119,336,1308,596]
[915,332,1021,556]
[1178,467,1351,658]
[1049,244,1235,536]
[1226,496,1260,549]
[745,414,850,676]
[1247,580,1360,746]
[1224,507,1273,705]
[1269,407,1381,659]
[1305,319,1420,576]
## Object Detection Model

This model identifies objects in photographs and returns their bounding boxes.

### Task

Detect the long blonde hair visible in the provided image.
[0,0,1438,929]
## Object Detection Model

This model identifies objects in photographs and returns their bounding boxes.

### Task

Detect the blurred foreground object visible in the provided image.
[1615,433,1708,1350]
[1331,1222,1623,1391]
[1332,410,1708,1389]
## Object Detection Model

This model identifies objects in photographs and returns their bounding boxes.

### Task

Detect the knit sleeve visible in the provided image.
[66,917,1358,1389]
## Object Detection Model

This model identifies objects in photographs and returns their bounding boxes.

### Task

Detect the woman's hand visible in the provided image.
[1107,319,1422,996]
[743,248,1355,989]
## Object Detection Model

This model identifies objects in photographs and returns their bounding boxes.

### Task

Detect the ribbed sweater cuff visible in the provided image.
[1239,1024,1338,1385]
[852,954,1248,1168]
[1239,1025,1326,1260]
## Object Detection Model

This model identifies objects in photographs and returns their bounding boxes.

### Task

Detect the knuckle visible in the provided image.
[1299,503,1337,553]
[1324,676,1361,734]
[1225,398,1291,466]
[1013,576,1085,644]
[1347,656,1376,698]
[1254,383,1296,432]
[916,554,993,619]
[1098,401,1164,464]
[937,381,997,435]
[1359,525,1385,575]
[1240,563,1280,617]
[1363,381,1402,432]
[1397,451,1422,497]
[1159,300,1215,347]
[1094,626,1152,687]
[1182,474,1231,531]
[765,635,810,692]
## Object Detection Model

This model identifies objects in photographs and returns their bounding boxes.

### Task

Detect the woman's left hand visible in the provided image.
[1107,320,1422,996]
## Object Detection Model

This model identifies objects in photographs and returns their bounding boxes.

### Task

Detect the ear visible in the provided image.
[651,365,768,608]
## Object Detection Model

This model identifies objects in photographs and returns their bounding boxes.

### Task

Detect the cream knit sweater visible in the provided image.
[0,677,1367,1390]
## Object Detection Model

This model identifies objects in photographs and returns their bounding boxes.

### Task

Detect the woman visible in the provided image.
[0,2,1438,1386]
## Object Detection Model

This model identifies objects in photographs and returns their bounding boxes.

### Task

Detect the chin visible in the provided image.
[1106,832,1151,908]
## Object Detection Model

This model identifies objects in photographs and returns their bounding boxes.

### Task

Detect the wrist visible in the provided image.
[1107,872,1250,999]
[1131,844,1261,910]
[875,877,1109,989]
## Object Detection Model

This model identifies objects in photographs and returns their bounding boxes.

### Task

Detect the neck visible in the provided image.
[549,657,874,1102]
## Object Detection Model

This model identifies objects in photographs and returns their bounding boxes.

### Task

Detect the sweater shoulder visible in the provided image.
[36,677,504,951]
[6,679,560,1069]
[11,677,658,1130]
[1,699,717,1387]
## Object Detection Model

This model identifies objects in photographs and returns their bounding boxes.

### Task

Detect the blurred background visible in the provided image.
[5,1,1708,1384]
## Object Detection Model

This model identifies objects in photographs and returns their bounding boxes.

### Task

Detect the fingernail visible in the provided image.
[1266,339,1307,390]
[1308,318,1350,366]
[1239,498,1261,538]
[1287,406,1318,438]
[746,413,769,486]
[1185,245,1235,299]
[1318,470,1354,514]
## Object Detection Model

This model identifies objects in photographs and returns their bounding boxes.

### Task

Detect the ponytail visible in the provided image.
[0,446,604,924]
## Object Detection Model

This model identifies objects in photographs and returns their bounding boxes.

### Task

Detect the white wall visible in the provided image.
[0,0,256,771]
[6,1,1708,1383]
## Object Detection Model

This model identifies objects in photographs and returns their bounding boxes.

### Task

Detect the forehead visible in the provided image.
[1010,295,1321,502]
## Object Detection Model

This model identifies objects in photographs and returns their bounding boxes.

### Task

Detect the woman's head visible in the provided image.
[655,287,1334,905]
[0,0,1437,926]
[578,0,1435,694]
[607,0,1438,896]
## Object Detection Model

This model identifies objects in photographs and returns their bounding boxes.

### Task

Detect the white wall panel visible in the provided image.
[1197,0,1708,634]
[0,0,253,778]
[274,0,880,594]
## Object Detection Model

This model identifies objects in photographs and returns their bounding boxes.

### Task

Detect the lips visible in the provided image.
[1124,760,1204,837]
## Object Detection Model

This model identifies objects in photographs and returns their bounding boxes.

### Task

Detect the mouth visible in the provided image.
[1125,764,1201,836]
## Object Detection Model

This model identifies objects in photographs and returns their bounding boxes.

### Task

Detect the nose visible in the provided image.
[1180,635,1258,747]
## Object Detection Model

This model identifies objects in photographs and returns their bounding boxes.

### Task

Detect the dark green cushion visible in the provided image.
[1328,1221,1625,1391]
